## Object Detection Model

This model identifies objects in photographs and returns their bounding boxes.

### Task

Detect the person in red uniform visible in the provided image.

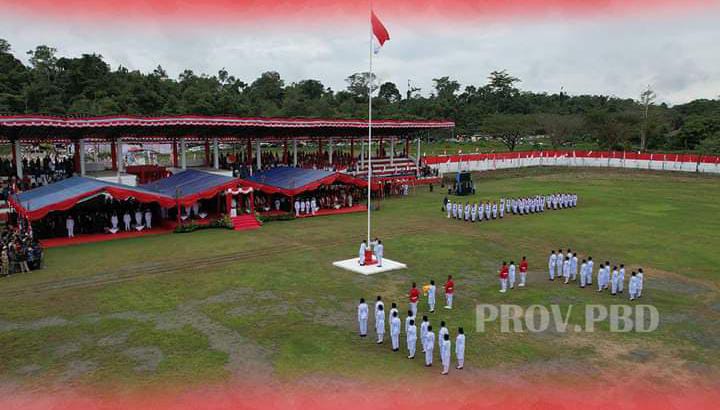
[444,275,455,309]
[499,261,509,293]
[408,282,420,317]
[519,256,529,287]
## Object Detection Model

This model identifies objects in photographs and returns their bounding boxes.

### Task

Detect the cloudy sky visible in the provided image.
[1,0,719,105]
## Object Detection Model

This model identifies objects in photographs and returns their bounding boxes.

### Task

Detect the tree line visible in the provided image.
[1,39,719,154]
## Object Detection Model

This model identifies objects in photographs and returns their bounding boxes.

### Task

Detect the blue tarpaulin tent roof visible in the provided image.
[241,167,370,196]
[10,176,174,220]
[248,168,335,191]
[11,170,242,221]
[142,169,238,199]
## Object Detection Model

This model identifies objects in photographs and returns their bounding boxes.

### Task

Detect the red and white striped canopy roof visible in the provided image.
[0,115,454,129]
[0,115,454,143]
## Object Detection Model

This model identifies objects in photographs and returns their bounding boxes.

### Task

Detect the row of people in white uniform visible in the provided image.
[110,210,153,234]
[65,209,154,237]
[357,297,465,375]
[445,193,578,222]
[294,197,318,216]
[548,249,646,300]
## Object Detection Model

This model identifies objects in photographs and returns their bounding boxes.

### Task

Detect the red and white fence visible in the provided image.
[424,151,720,175]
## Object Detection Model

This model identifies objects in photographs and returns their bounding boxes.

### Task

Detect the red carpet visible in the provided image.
[40,226,174,248]
[231,214,262,231]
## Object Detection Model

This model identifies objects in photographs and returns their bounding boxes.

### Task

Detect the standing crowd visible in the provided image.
[546,249,646,300]
[357,276,465,375]
[0,222,43,277]
[444,193,578,223]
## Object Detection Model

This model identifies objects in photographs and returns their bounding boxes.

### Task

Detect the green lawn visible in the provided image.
[0,167,718,391]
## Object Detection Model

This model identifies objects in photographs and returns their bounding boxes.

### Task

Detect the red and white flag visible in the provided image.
[371,11,390,54]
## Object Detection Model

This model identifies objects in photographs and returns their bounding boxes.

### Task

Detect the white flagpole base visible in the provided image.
[332,258,407,276]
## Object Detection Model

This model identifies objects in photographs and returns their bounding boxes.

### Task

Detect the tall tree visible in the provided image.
[639,85,656,151]
[481,114,538,151]
[378,82,401,103]
[345,72,377,100]
[537,114,583,149]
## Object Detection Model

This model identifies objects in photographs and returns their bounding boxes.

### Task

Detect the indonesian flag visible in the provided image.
[372,11,390,54]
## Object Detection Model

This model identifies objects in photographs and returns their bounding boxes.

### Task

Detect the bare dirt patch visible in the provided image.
[123,347,164,373]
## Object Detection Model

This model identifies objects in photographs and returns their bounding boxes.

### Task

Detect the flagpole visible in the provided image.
[367,2,373,245]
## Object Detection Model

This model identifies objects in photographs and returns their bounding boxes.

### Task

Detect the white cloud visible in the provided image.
[1,10,719,105]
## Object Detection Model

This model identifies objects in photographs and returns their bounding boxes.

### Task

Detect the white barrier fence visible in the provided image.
[429,155,720,175]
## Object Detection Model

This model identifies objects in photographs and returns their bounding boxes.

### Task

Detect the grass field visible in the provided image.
[0,167,719,394]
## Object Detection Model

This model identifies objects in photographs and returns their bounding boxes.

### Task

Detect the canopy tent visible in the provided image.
[141,169,240,207]
[9,176,175,221]
[241,167,375,196]
[0,115,454,142]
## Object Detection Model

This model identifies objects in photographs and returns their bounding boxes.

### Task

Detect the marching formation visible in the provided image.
[443,193,578,223]
[547,249,646,300]
[357,277,465,375]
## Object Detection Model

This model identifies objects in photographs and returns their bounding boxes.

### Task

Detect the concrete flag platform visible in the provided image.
[332,258,407,275]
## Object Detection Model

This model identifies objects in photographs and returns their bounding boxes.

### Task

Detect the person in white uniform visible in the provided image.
[508,261,516,289]
[587,257,594,286]
[374,296,384,321]
[563,256,571,284]
[611,266,619,295]
[144,209,152,229]
[358,240,367,266]
[446,201,452,219]
[389,302,399,320]
[579,259,588,288]
[134,209,144,230]
[438,321,449,348]
[110,213,119,234]
[427,280,436,313]
[618,264,625,293]
[294,199,300,216]
[375,304,385,344]
[390,311,401,352]
[637,268,645,298]
[424,325,435,367]
[357,298,369,337]
[555,249,564,279]
[405,310,415,335]
[455,327,465,370]
[420,316,429,353]
[407,318,417,359]
[66,216,75,238]
[548,250,557,280]
[440,333,451,375]
[629,271,640,300]
[123,211,132,231]
[375,240,384,268]
[597,264,609,292]
[571,253,579,281]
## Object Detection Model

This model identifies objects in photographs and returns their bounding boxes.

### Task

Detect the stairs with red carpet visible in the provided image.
[231,214,262,231]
